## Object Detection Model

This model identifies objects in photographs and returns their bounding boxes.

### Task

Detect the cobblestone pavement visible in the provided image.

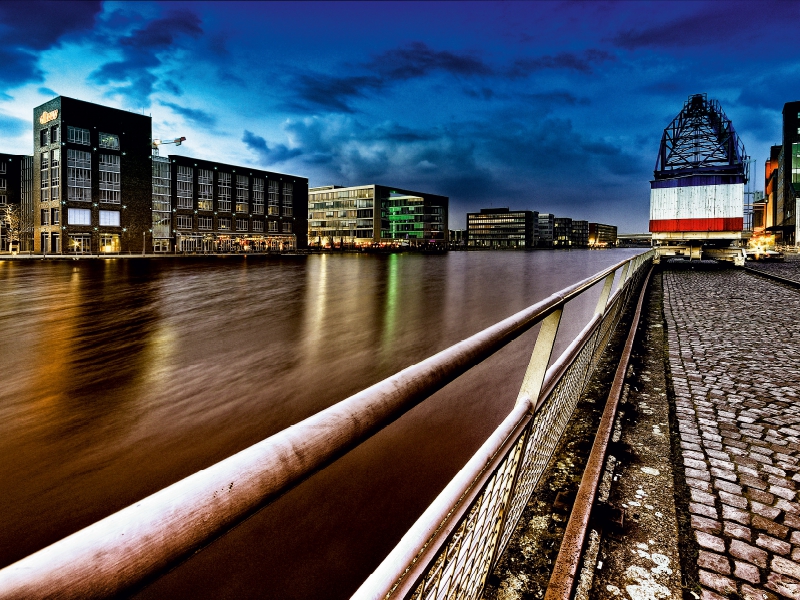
[663,267,800,600]
[747,258,800,285]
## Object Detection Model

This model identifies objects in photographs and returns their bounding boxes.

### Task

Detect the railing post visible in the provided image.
[594,271,616,316]
[516,308,563,409]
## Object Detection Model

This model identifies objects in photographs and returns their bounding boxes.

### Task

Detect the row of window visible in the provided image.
[175,214,291,232]
[39,126,121,150]
[66,208,120,226]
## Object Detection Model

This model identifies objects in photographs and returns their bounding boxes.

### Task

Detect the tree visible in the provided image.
[2,204,20,252]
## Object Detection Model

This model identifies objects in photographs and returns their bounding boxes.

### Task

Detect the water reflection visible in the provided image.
[0,250,642,598]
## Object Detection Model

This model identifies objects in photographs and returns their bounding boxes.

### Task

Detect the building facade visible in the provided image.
[308,184,447,247]
[165,155,307,253]
[0,153,33,251]
[777,101,800,244]
[537,213,554,247]
[571,220,589,247]
[466,208,539,248]
[553,217,572,247]
[588,223,618,247]
[33,96,153,254]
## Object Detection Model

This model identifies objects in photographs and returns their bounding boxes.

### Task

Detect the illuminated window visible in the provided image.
[198,169,213,210]
[198,216,212,230]
[282,222,292,233]
[252,178,264,214]
[50,149,60,199]
[218,173,231,212]
[68,207,91,225]
[177,215,192,229]
[40,151,50,202]
[236,218,248,231]
[41,208,49,225]
[98,132,120,150]
[282,183,293,216]
[99,154,120,203]
[268,221,277,232]
[151,156,171,239]
[217,217,231,230]
[99,210,120,226]
[177,165,193,209]
[268,180,279,215]
[236,175,249,212]
[67,126,90,145]
[67,149,91,201]
[252,220,264,232]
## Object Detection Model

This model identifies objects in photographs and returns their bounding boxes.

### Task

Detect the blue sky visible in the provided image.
[0,1,797,231]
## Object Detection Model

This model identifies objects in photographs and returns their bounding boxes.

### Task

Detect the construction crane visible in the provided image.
[151,136,186,156]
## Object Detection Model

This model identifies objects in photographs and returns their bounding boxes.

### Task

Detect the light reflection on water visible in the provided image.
[0,249,642,598]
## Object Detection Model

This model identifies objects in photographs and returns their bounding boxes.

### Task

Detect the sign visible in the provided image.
[39,110,58,125]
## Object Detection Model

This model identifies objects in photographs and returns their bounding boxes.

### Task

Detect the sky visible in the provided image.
[0,1,798,231]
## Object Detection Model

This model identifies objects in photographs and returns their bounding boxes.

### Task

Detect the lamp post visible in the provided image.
[142,231,146,257]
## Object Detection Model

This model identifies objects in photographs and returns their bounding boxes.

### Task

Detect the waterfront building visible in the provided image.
[0,153,33,251]
[32,96,153,254]
[466,208,539,248]
[553,217,572,247]
[166,155,307,253]
[588,223,618,247]
[448,229,466,247]
[537,213,554,247]
[308,184,447,247]
[570,220,589,247]
[772,101,800,244]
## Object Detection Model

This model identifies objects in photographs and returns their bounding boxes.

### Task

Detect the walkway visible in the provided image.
[663,263,800,600]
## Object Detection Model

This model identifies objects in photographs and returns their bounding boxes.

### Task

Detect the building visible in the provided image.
[33,96,153,254]
[466,208,538,248]
[308,184,447,247]
[770,101,800,245]
[448,229,466,248]
[553,217,572,247]
[166,155,307,253]
[588,223,618,247]
[571,220,589,247]
[0,153,33,251]
[537,213,554,247]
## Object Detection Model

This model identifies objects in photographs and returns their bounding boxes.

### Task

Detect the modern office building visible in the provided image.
[165,155,307,253]
[588,223,618,247]
[448,229,466,247]
[570,220,589,247]
[553,217,572,247]
[308,184,447,247]
[33,96,153,254]
[772,101,800,244]
[537,213,554,247]
[466,208,539,248]
[0,153,33,251]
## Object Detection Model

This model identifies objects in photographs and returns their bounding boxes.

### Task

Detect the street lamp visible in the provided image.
[142,231,146,257]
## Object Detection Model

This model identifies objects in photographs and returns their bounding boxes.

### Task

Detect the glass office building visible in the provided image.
[466,208,539,248]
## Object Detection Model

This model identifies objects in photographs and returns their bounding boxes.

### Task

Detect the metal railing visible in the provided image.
[353,249,654,600]
[0,250,653,599]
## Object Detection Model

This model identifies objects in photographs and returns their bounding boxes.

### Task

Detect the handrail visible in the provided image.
[0,251,651,599]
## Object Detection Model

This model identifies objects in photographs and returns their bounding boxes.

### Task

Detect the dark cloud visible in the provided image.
[0,1,102,89]
[508,49,615,78]
[367,42,492,80]
[0,113,30,137]
[159,101,216,126]
[242,130,303,165]
[90,11,203,103]
[289,74,385,113]
[611,2,797,50]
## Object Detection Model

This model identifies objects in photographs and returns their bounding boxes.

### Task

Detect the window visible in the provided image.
[177,165,193,209]
[40,129,49,147]
[0,162,5,174]
[98,132,120,150]
[198,216,212,230]
[252,220,264,232]
[51,125,59,144]
[268,221,278,232]
[151,156,171,239]
[0,178,5,190]
[99,210,120,226]
[268,180,279,215]
[283,204,293,217]
[99,154,120,203]
[218,172,231,212]
[236,218,248,231]
[283,182,293,213]
[100,234,120,252]
[177,215,192,229]
[50,149,60,198]
[40,152,49,202]
[68,208,91,225]
[252,178,264,214]
[51,208,59,224]
[68,149,91,201]
[282,222,292,233]
[217,217,231,230]
[236,175,249,212]
[67,126,90,145]
[41,209,50,225]
[198,169,213,210]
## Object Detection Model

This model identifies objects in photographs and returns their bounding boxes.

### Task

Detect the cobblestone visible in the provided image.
[663,267,800,600]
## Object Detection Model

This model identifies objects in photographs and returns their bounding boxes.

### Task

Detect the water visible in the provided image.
[0,249,642,598]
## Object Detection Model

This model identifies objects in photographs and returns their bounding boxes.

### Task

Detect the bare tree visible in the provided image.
[3,204,20,252]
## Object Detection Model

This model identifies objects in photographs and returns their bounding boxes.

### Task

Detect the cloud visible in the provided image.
[366,42,492,80]
[0,1,102,89]
[0,112,30,137]
[90,10,203,103]
[242,130,303,165]
[159,101,216,126]
[508,49,615,78]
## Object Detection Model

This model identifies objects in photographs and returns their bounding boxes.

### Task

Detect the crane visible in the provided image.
[151,136,186,156]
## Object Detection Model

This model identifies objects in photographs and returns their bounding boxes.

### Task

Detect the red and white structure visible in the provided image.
[650,94,748,265]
